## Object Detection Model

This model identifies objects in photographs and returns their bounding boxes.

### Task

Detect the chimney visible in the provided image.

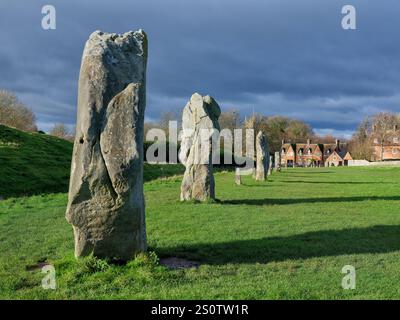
[335,139,340,151]
[307,139,311,145]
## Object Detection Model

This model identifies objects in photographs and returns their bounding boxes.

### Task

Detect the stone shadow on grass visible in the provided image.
[281,171,334,174]
[280,180,395,185]
[221,195,400,206]
[159,225,400,265]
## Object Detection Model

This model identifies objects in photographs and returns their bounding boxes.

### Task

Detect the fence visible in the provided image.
[348,160,400,167]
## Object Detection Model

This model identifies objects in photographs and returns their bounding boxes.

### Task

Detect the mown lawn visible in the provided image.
[1,166,400,299]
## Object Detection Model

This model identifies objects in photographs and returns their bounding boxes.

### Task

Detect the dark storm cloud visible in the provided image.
[0,0,400,135]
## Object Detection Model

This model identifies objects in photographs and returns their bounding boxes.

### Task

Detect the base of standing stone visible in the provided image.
[181,164,215,201]
[235,168,241,185]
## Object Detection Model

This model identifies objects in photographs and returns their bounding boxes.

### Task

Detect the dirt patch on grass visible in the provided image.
[160,257,200,269]
[25,262,51,271]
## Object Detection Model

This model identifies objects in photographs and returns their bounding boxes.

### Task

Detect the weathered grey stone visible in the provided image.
[255,131,269,181]
[268,155,273,176]
[66,30,148,261]
[235,167,242,185]
[179,93,221,201]
[274,151,281,172]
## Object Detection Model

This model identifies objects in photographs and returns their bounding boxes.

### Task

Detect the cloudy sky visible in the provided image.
[1,0,399,137]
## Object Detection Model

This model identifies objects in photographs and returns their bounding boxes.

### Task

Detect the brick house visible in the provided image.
[281,139,352,167]
[371,125,400,161]
[324,149,353,167]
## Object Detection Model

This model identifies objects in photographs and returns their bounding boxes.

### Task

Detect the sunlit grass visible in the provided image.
[1,166,400,299]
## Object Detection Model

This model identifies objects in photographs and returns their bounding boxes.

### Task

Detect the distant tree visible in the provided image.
[355,117,372,142]
[219,109,241,132]
[349,117,372,160]
[263,116,289,152]
[348,137,372,160]
[371,112,399,161]
[312,134,338,144]
[144,121,157,141]
[70,126,76,141]
[219,110,241,151]
[263,116,313,152]
[243,113,266,136]
[283,118,313,145]
[348,117,369,159]
[158,111,180,140]
[348,113,400,160]
[0,89,37,132]
[242,113,267,159]
[243,114,313,153]
[49,123,73,141]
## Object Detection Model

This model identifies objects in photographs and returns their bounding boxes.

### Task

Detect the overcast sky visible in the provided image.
[1,0,399,137]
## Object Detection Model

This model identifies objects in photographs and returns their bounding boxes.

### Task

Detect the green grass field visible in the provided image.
[1,165,400,299]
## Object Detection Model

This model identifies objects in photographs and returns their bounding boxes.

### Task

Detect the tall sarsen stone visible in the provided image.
[179,93,221,201]
[66,30,148,261]
[255,131,269,181]
[274,151,281,172]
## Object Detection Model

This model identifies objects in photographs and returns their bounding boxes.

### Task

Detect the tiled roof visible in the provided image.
[282,142,347,153]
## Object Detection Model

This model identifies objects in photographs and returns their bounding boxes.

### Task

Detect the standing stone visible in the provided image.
[66,30,148,261]
[179,93,221,201]
[274,151,281,172]
[255,131,269,181]
[235,167,242,185]
[268,155,273,176]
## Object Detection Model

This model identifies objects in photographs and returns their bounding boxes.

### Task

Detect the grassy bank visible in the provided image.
[0,125,184,198]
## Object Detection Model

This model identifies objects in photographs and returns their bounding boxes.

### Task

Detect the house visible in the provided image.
[324,149,353,167]
[371,125,400,161]
[280,139,352,167]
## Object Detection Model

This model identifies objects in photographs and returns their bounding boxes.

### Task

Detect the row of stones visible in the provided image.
[66,30,279,261]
